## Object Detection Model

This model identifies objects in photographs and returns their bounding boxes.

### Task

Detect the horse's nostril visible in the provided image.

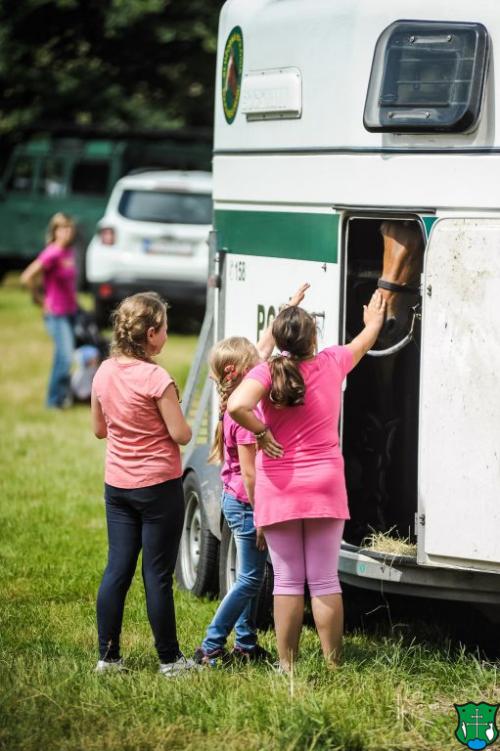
[384,318,397,333]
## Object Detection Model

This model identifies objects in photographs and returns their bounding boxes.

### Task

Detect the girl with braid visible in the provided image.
[91,292,197,677]
[228,290,386,673]
[195,283,309,666]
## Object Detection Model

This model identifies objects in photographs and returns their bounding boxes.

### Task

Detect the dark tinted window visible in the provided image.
[364,21,489,132]
[118,190,212,225]
[71,162,109,195]
[7,158,35,192]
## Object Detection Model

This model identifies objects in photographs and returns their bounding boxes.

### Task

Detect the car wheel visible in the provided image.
[175,472,219,597]
[218,519,274,630]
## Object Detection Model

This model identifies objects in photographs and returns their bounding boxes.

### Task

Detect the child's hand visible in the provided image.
[256,528,267,551]
[289,282,311,307]
[257,428,284,459]
[363,290,386,332]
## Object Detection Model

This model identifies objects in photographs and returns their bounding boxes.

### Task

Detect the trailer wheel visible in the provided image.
[175,472,219,597]
[218,520,274,630]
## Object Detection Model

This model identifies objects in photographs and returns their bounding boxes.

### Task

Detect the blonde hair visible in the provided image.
[110,292,167,362]
[46,212,76,245]
[208,337,259,464]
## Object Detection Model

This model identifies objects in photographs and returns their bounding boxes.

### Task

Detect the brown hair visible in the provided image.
[268,307,317,408]
[208,337,259,464]
[110,292,167,362]
[46,212,76,245]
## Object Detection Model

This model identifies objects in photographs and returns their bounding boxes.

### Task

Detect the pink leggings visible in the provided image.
[263,518,345,596]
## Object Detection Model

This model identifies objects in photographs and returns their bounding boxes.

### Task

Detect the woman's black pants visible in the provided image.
[96,478,184,663]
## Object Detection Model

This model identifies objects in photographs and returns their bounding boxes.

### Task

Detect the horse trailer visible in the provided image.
[176,0,500,616]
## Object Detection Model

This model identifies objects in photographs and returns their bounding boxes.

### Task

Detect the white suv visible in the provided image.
[86,170,212,326]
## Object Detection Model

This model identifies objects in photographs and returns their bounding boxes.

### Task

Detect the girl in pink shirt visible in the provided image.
[228,291,386,672]
[195,284,310,666]
[91,292,196,677]
[21,213,78,408]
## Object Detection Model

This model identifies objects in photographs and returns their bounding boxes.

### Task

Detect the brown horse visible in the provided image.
[377,220,424,347]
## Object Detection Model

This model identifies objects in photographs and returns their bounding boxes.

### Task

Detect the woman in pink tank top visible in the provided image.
[228,290,386,673]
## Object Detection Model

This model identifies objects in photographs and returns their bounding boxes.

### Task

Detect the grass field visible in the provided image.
[0,276,498,751]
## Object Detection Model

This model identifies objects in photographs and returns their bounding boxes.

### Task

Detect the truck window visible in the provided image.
[41,158,66,197]
[7,158,35,192]
[118,190,212,225]
[71,161,110,195]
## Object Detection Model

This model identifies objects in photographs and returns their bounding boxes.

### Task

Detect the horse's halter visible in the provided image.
[377,278,420,296]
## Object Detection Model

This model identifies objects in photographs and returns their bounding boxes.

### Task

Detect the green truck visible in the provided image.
[0,131,212,284]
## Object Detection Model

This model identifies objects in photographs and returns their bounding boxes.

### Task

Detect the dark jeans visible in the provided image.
[96,478,184,663]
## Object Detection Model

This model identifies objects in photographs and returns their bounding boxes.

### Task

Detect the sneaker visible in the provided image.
[232,644,273,663]
[193,646,232,668]
[95,658,125,673]
[159,655,199,677]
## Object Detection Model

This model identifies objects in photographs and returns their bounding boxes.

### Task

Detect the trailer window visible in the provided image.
[41,159,66,197]
[364,20,489,133]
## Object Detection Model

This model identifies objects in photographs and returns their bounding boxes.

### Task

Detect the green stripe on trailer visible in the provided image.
[215,210,339,262]
[423,215,438,236]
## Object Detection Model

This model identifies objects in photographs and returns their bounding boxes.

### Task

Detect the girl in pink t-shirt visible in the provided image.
[91,292,196,677]
[228,291,386,672]
[21,212,78,408]
[195,283,310,666]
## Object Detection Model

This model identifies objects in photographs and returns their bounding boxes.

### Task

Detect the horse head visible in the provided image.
[377,221,424,347]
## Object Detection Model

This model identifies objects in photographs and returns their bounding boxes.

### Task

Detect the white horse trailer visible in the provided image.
[175,0,500,616]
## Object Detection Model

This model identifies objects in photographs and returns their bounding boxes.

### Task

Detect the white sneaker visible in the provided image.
[95,658,125,673]
[159,655,200,678]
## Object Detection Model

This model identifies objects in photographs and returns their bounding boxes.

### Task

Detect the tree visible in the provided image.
[0,0,223,135]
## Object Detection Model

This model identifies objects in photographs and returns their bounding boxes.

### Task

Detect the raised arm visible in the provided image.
[346,290,386,367]
[256,282,311,360]
[156,382,192,445]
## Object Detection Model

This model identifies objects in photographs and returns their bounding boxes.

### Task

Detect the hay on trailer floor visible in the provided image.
[363,528,417,557]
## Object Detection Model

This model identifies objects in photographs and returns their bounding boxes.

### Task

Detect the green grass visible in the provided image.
[0,275,498,751]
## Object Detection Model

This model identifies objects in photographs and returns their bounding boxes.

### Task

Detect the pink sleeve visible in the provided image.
[149,366,174,399]
[38,244,60,270]
[233,422,257,446]
[245,361,272,390]
[321,345,354,378]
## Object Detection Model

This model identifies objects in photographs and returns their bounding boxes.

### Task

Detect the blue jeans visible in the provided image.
[44,314,74,407]
[202,493,267,653]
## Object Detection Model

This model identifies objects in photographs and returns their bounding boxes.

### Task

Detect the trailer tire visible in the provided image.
[175,472,219,597]
[218,519,274,630]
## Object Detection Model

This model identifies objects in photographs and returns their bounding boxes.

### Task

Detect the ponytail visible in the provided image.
[268,307,317,408]
[269,355,306,407]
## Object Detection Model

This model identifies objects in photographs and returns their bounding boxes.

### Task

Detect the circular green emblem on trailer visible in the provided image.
[222,26,243,124]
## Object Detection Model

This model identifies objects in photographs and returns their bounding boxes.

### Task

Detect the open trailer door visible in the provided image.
[418,218,500,572]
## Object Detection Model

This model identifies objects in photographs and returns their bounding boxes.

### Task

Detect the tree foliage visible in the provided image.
[0,0,223,135]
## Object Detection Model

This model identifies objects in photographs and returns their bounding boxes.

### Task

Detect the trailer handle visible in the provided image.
[366,304,421,358]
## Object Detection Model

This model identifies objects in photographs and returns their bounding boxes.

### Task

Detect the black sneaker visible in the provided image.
[193,646,232,667]
[231,644,273,663]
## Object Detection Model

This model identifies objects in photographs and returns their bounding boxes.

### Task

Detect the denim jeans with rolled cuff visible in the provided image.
[202,493,267,653]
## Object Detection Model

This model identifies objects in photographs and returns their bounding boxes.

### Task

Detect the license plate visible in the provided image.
[144,239,193,255]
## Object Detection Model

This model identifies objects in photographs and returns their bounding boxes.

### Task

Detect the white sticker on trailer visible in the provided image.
[223,253,340,349]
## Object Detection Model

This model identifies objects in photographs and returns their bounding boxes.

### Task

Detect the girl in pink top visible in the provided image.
[91,292,196,677]
[21,213,78,408]
[228,290,386,672]
[195,284,310,666]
